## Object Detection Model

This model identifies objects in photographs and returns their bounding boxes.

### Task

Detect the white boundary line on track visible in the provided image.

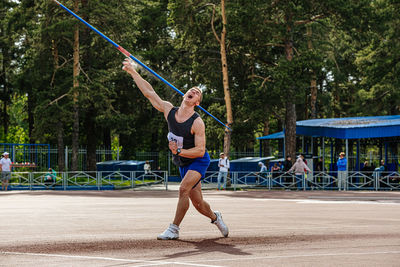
[252,198,400,205]
[2,250,400,266]
[185,250,400,263]
[0,251,223,267]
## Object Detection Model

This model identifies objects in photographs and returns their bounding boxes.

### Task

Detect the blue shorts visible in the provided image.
[179,151,210,179]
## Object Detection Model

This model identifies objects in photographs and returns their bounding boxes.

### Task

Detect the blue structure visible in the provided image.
[96,160,146,173]
[115,160,146,171]
[257,131,285,140]
[296,115,400,139]
[257,115,400,172]
[96,160,124,174]
[230,157,274,172]
[206,159,220,172]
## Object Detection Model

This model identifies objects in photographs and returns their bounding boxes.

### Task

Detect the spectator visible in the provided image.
[361,161,373,173]
[44,168,57,186]
[288,157,311,190]
[316,158,324,172]
[379,160,386,171]
[271,163,281,178]
[256,162,268,184]
[217,152,230,190]
[282,156,293,184]
[373,160,386,187]
[337,152,347,191]
[282,156,293,172]
[144,161,151,174]
[361,161,374,186]
[300,154,309,179]
[300,154,308,166]
[278,162,283,171]
[0,152,12,191]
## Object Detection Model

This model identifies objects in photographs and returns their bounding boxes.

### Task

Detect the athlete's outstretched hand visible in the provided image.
[122,58,138,76]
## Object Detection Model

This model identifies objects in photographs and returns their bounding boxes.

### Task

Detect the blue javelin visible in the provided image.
[52,0,232,131]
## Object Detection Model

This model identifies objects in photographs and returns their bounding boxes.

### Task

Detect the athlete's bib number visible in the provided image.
[167,132,183,148]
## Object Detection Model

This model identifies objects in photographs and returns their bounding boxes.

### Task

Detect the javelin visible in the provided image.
[52,0,232,131]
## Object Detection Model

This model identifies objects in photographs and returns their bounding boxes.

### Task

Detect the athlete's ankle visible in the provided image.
[211,213,217,223]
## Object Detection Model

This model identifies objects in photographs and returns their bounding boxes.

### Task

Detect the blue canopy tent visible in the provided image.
[295,115,400,139]
[257,115,400,171]
[257,131,285,159]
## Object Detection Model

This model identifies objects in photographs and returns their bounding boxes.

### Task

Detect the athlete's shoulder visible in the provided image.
[163,102,175,120]
[192,116,205,134]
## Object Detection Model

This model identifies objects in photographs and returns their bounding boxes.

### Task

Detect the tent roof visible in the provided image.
[230,156,275,162]
[257,115,400,140]
[257,131,284,140]
[296,115,400,139]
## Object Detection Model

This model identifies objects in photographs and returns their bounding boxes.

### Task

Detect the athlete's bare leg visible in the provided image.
[189,182,217,221]
[172,170,216,226]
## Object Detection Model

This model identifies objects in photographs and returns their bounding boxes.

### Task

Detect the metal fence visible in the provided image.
[9,171,168,191]
[223,170,400,191]
[0,145,262,174]
[2,143,397,175]
[6,170,400,191]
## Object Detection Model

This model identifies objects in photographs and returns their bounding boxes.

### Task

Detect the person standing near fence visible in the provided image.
[217,152,229,190]
[122,59,228,240]
[288,157,311,190]
[256,162,268,184]
[144,161,151,174]
[0,152,12,191]
[283,156,293,172]
[337,152,347,191]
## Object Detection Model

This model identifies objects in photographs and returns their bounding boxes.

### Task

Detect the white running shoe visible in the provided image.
[213,211,229,237]
[157,223,179,240]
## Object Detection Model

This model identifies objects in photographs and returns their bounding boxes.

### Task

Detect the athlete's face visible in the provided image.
[183,87,202,106]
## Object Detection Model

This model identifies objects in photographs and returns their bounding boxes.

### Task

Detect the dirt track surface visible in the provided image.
[1,190,400,266]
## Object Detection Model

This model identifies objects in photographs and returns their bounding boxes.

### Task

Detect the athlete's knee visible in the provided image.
[179,185,191,198]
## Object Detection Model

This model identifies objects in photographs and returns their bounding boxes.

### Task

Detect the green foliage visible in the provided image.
[1,0,398,157]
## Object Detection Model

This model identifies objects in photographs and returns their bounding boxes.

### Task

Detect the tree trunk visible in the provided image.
[57,121,65,171]
[285,102,296,160]
[71,0,80,171]
[307,24,317,119]
[211,0,233,186]
[284,24,296,161]
[219,0,233,157]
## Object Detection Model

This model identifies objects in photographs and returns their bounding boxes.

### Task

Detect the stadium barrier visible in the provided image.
[8,171,168,190]
[202,171,400,191]
[4,171,400,191]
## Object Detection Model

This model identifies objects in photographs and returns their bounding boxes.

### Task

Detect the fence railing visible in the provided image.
[201,170,400,191]
[5,170,400,191]
[9,171,168,190]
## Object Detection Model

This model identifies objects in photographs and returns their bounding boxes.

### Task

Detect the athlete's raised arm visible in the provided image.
[122,58,172,118]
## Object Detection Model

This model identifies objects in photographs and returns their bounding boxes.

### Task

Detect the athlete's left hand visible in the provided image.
[169,141,178,154]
